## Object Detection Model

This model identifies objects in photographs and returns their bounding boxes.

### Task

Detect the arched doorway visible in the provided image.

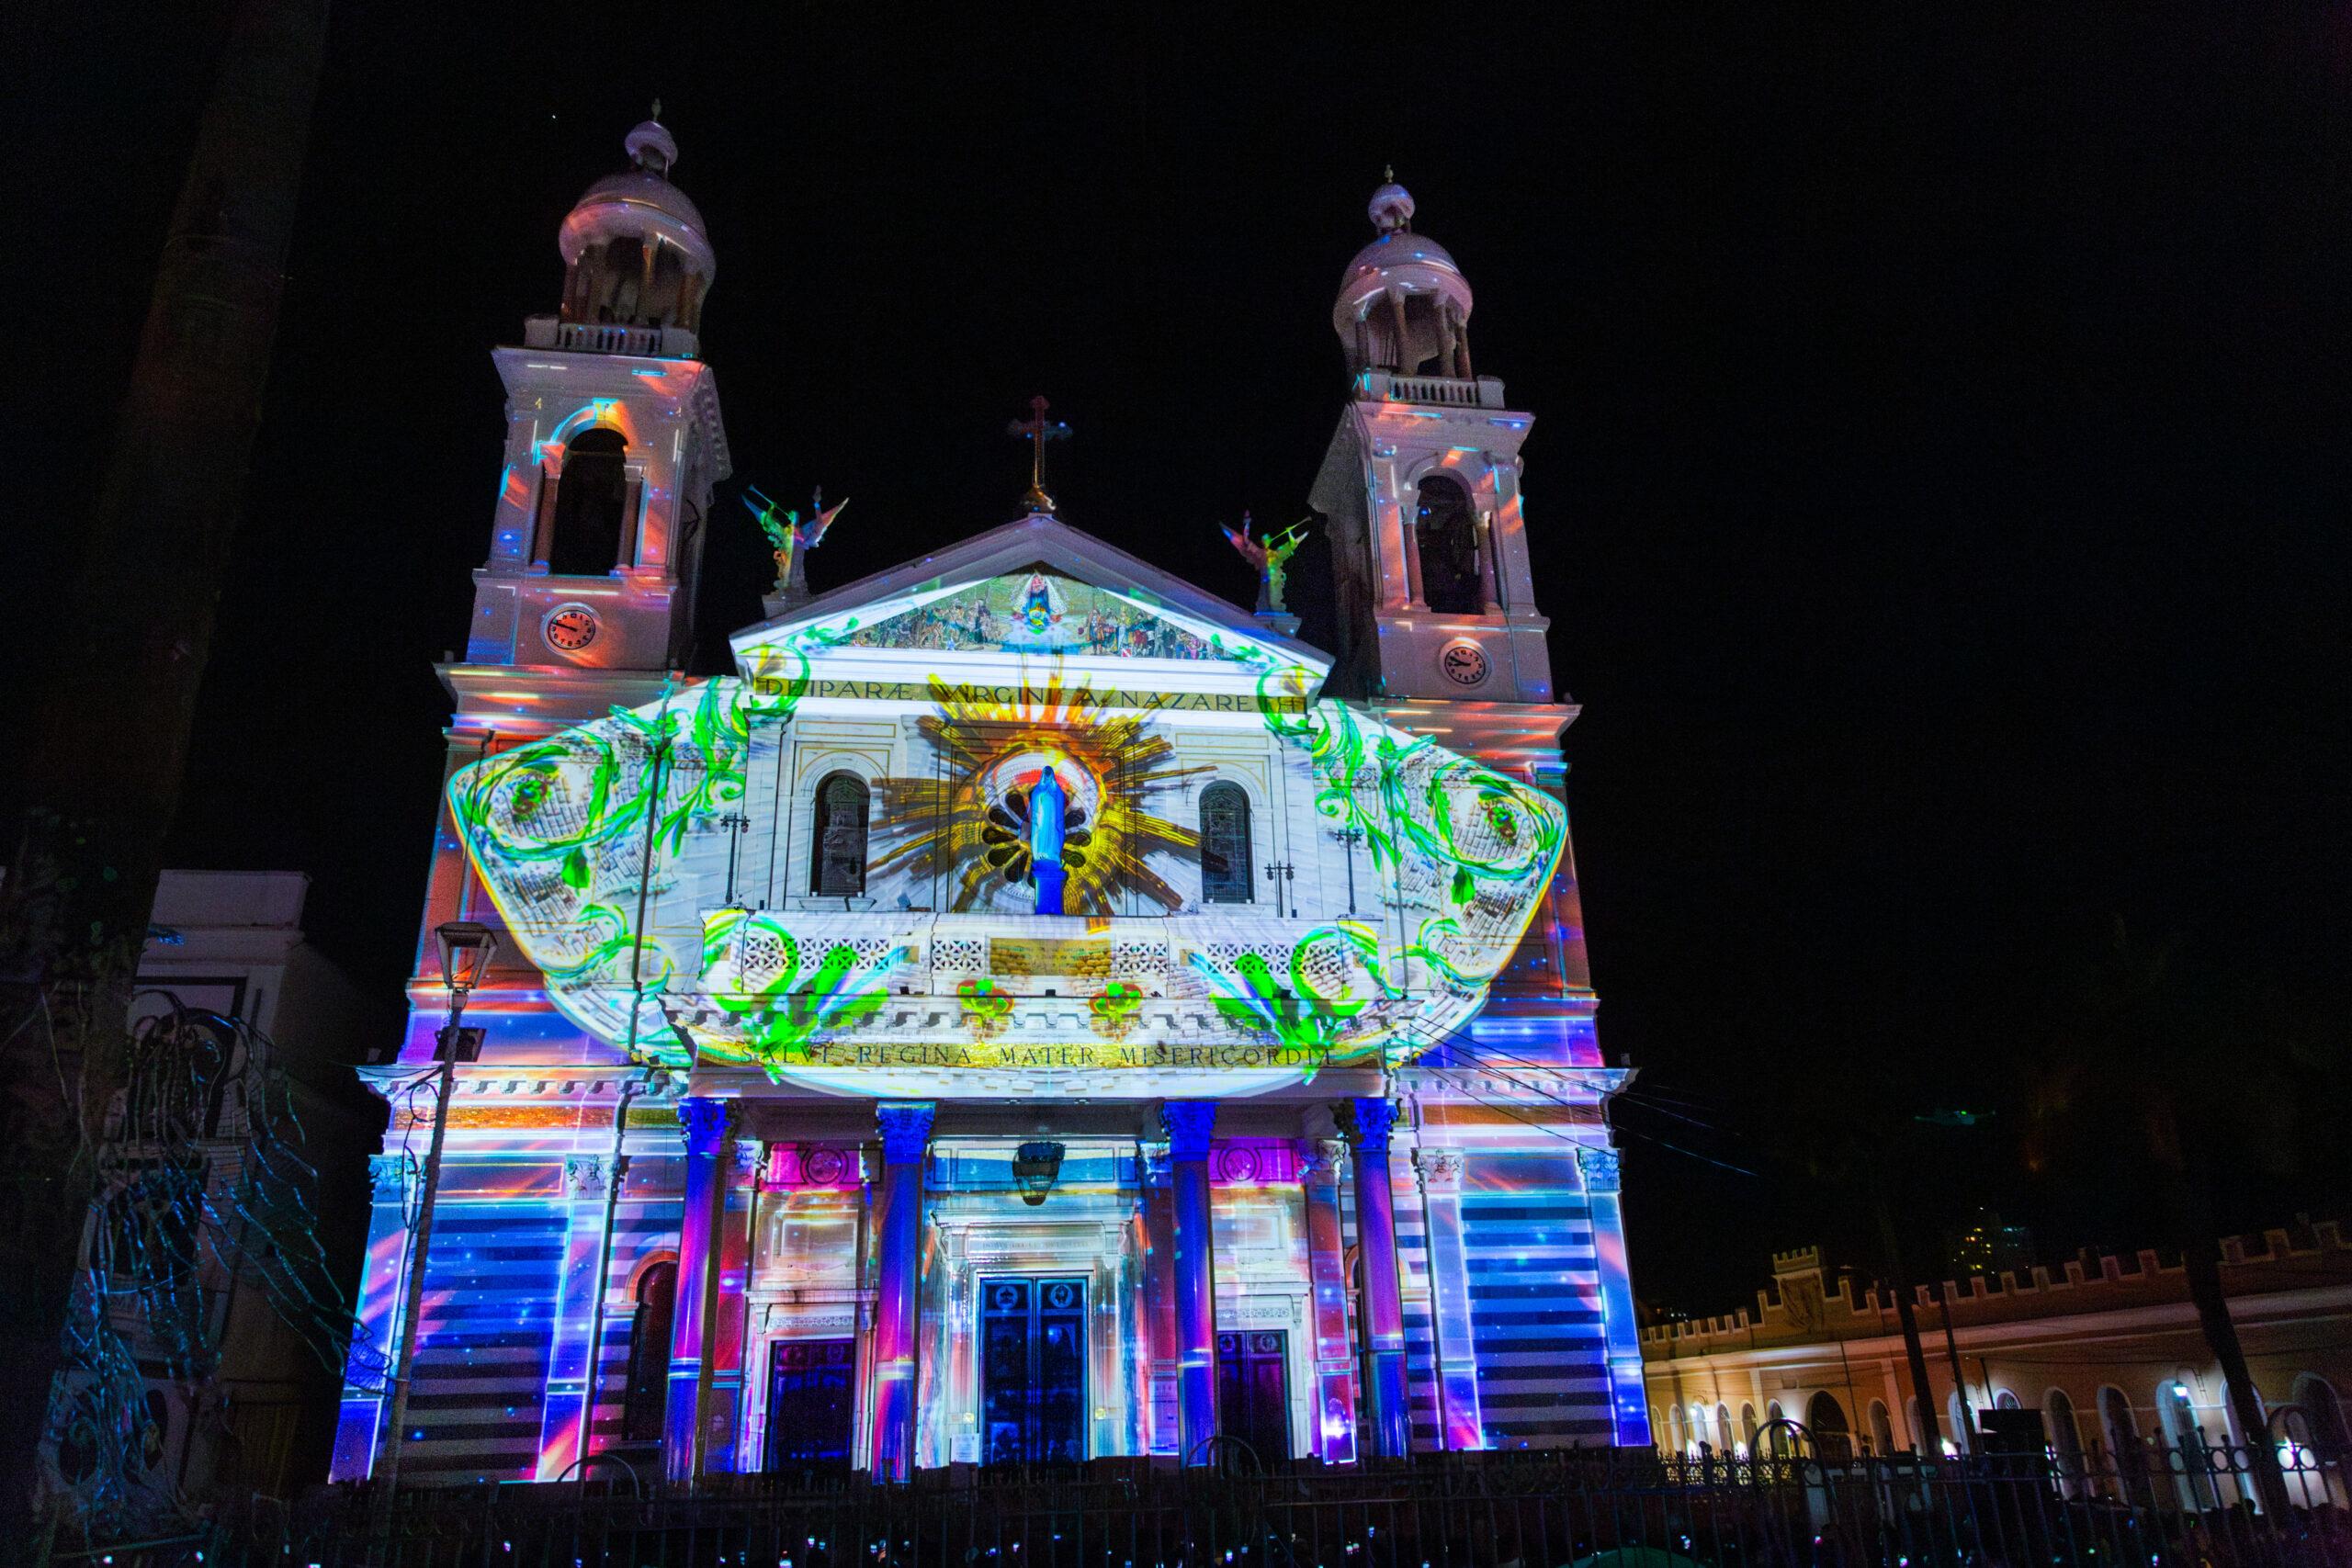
[1807,1392,1852,1459]
[1869,1399,1897,1458]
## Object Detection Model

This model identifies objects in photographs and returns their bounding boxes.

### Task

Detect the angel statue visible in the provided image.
[742,485,849,598]
[1218,512,1310,614]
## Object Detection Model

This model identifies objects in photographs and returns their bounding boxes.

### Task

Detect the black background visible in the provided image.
[11,3,2347,1313]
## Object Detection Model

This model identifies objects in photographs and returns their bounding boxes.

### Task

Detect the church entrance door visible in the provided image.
[1216,1329,1292,1463]
[763,1337,857,1469]
[979,1276,1088,1464]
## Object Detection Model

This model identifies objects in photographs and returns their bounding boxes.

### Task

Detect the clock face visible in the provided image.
[1439,638,1490,688]
[545,605,600,653]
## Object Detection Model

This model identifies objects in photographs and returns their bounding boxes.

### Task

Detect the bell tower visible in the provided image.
[1307,177,1549,704]
[459,113,730,688]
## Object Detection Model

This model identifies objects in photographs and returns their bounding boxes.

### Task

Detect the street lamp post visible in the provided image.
[1263,860,1296,919]
[371,919,498,1531]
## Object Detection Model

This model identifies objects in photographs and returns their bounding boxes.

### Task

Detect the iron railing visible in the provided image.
[41,1443,2352,1568]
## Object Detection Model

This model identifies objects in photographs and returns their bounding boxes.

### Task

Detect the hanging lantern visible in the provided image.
[1011,1141,1066,1206]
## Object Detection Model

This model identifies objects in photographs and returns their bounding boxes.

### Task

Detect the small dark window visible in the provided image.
[1199,783,1252,905]
[622,1260,677,1443]
[1413,474,1486,615]
[548,427,630,577]
[810,773,870,897]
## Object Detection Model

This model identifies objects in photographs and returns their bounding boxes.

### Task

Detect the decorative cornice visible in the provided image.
[876,1100,936,1164]
[1160,1100,1218,1161]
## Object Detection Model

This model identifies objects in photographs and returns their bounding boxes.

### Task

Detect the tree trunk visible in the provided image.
[1872,1191,1943,1454]
[0,0,323,1528]
[2169,1164,2290,1516]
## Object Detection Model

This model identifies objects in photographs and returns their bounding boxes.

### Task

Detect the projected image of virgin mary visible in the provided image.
[1001,571,1069,649]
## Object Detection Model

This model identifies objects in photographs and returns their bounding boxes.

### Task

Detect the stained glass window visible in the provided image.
[1199,783,1252,904]
[811,773,870,897]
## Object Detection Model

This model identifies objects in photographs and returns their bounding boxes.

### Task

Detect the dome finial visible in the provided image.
[1368,170,1414,234]
[626,110,678,175]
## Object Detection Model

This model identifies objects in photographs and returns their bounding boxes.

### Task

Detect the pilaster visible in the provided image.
[1299,1138,1360,1463]
[1578,1144,1651,1446]
[1413,1145,1484,1450]
[329,1153,413,1481]
[535,1154,616,1479]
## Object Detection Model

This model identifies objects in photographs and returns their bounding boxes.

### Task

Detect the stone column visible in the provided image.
[1162,1100,1220,1465]
[1339,1097,1409,1458]
[535,1154,615,1479]
[867,1100,935,1480]
[1414,1145,1485,1450]
[1299,1138,1360,1464]
[664,1097,732,1484]
[1578,1145,1650,1446]
[329,1152,413,1481]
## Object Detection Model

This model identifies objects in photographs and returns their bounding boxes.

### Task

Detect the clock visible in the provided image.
[1439,638,1490,688]
[544,604,600,653]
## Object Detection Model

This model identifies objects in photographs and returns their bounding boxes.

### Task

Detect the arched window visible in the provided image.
[2157,1376,2221,1511]
[1717,1404,1733,1456]
[548,427,631,577]
[622,1259,677,1443]
[1198,783,1252,905]
[809,773,870,897]
[1667,1405,1685,1454]
[1807,1392,1852,1459]
[1995,1388,2021,1410]
[2047,1389,2086,1496]
[2289,1373,2348,1460]
[1740,1403,1758,1454]
[2098,1385,2140,1461]
[1869,1399,1897,1458]
[1763,1399,1787,1456]
[1411,473,1487,615]
[1906,1395,1924,1451]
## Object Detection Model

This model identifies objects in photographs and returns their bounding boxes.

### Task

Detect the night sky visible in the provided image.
[15,5,2348,1311]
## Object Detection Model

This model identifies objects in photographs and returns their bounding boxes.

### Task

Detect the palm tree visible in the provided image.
[2018,921,2329,1517]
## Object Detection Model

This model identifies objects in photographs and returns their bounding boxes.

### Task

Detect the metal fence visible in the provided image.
[39,1444,2352,1568]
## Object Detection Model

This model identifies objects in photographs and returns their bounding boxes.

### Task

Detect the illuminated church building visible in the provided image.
[331,118,1651,1488]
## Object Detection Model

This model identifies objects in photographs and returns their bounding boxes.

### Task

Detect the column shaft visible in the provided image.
[664,1097,730,1484]
[1341,1098,1410,1458]
[1163,1101,1220,1465]
[867,1101,935,1480]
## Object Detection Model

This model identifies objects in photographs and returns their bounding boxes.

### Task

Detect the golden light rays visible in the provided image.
[869,667,1206,915]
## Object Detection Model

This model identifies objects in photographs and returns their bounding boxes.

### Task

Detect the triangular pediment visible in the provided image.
[730,513,1330,682]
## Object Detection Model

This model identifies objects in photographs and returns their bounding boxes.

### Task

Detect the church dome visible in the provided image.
[556,114,715,334]
[1332,175,1476,379]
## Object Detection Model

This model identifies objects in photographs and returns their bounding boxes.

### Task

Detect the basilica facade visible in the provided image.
[330,118,1649,1489]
